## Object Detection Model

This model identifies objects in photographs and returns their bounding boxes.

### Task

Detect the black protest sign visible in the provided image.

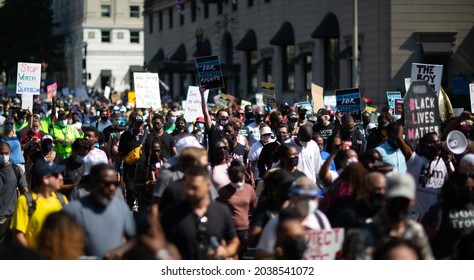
[335,88,362,121]
[195,56,225,89]
[403,80,440,149]
[394,99,404,115]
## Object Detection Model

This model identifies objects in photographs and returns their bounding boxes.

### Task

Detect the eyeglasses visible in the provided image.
[236,112,244,115]
[101,180,120,187]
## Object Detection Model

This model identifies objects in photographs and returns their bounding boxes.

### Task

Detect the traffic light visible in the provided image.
[41,62,48,69]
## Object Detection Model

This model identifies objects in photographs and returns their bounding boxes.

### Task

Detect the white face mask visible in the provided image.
[0,155,10,165]
[231,180,245,190]
[295,199,318,216]
[346,157,358,166]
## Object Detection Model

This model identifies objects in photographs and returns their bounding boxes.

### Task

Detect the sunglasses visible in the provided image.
[101,180,120,187]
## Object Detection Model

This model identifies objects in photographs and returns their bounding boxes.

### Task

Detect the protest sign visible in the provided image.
[324,95,337,109]
[21,93,34,110]
[128,91,136,106]
[405,78,411,92]
[241,99,252,107]
[195,56,224,89]
[111,92,121,103]
[394,99,404,116]
[311,83,324,112]
[134,72,161,109]
[453,108,464,117]
[386,91,401,109]
[303,228,344,260]
[213,93,230,111]
[16,62,41,95]
[410,63,443,96]
[183,86,209,122]
[294,101,313,115]
[47,83,57,99]
[104,86,111,100]
[261,82,276,108]
[335,88,362,121]
[470,83,474,113]
[404,80,440,149]
[255,93,264,107]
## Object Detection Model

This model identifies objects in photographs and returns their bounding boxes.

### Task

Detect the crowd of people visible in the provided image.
[1,87,474,260]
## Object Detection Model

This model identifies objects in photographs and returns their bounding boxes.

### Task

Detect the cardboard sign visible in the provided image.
[195,56,224,89]
[241,99,252,107]
[128,91,136,106]
[16,62,41,95]
[47,83,57,99]
[470,83,474,113]
[213,93,230,111]
[410,63,443,96]
[404,80,441,149]
[303,228,344,260]
[335,88,362,121]
[311,83,324,112]
[104,85,111,100]
[21,93,34,110]
[261,82,276,108]
[394,99,404,116]
[386,91,401,109]
[111,92,121,103]
[134,72,161,109]
[184,86,209,122]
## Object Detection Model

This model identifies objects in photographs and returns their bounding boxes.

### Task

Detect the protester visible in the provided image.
[50,111,81,159]
[82,126,109,175]
[248,125,273,186]
[257,123,290,177]
[247,109,265,146]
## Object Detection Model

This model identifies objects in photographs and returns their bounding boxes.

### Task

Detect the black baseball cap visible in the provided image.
[315,108,329,116]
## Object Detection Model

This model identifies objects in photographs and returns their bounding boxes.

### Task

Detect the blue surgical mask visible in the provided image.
[113,120,121,126]
[169,116,177,123]
[18,119,26,125]
[59,120,68,128]
[94,143,99,148]
[196,123,204,129]
[5,123,14,132]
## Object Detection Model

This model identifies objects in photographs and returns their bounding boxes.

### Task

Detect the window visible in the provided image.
[191,0,197,22]
[101,5,111,17]
[232,1,237,11]
[130,31,139,43]
[130,6,140,18]
[324,38,339,89]
[88,32,95,39]
[180,14,184,26]
[204,3,209,18]
[217,2,223,15]
[101,30,110,43]
[303,54,312,91]
[282,45,295,91]
[168,8,173,28]
[264,59,272,83]
[247,51,258,94]
[248,0,254,7]
[148,14,153,33]
[159,11,163,31]
[117,32,124,39]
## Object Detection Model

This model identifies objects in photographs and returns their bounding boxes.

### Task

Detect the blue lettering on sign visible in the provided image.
[17,82,40,93]
[196,60,220,68]
[198,71,222,78]
[336,93,360,101]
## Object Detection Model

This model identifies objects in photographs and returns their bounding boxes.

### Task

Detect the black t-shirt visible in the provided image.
[161,200,237,260]
[61,156,84,186]
[159,180,186,213]
[333,200,378,229]
[118,130,146,167]
[313,122,334,150]
[230,142,247,164]
[0,164,27,217]
[422,202,474,259]
[257,142,281,177]
[145,131,175,160]
[29,151,62,165]
[103,125,119,143]
[206,124,224,151]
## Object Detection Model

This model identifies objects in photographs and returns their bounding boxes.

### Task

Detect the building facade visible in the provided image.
[143,0,474,108]
[52,0,144,93]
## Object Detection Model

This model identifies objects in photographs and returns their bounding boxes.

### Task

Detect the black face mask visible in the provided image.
[317,118,323,125]
[387,138,399,149]
[276,133,289,143]
[461,188,474,204]
[385,200,409,223]
[288,157,299,167]
[363,116,371,126]
[153,125,162,132]
[226,135,235,145]
[299,112,306,120]
[42,142,54,154]
[278,236,307,260]
[176,123,185,131]
[422,143,439,160]
[101,116,108,122]
[289,116,298,122]
[368,192,384,210]
[245,112,254,120]
[256,116,264,123]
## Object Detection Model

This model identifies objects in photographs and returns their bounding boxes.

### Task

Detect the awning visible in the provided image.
[170,44,187,62]
[421,42,453,55]
[235,29,257,51]
[291,52,311,64]
[149,49,164,63]
[311,13,339,39]
[270,22,294,46]
[129,65,144,72]
[101,70,112,77]
[252,57,270,70]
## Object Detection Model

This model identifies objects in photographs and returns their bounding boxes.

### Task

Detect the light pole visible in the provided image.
[353,0,359,88]
[83,41,88,87]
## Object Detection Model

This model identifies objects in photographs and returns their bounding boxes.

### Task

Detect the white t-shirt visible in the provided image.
[84,148,109,175]
[284,139,322,183]
[256,209,331,254]
[248,139,274,180]
[407,152,452,217]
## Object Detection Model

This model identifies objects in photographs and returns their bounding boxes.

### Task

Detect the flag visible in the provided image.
[176,0,185,15]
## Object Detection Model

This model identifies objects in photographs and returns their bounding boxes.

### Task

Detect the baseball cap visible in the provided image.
[315,108,329,117]
[290,177,324,198]
[41,134,53,143]
[460,154,474,166]
[196,117,205,123]
[32,162,65,179]
[386,173,415,200]
[135,115,144,123]
[260,126,273,135]
[175,135,204,156]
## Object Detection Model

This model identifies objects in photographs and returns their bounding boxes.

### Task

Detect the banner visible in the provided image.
[404,80,440,149]
[386,91,401,109]
[335,88,362,121]
[128,91,136,106]
[47,83,57,99]
[134,72,161,109]
[311,83,324,112]
[261,82,276,108]
[183,86,209,122]
[303,228,344,260]
[16,62,41,95]
[195,56,224,89]
[394,99,404,116]
[410,63,443,96]
[470,83,474,113]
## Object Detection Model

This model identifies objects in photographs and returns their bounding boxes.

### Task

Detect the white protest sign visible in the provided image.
[411,63,443,96]
[21,93,34,110]
[183,86,209,122]
[303,228,344,260]
[255,93,264,107]
[454,108,464,117]
[104,85,111,100]
[134,72,161,109]
[470,83,474,113]
[16,62,41,95]
[405,78,411,92]
[324,95,337,109]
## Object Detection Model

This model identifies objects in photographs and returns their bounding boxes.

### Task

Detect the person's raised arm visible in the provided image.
[199,87,212,131]
[395,121,413,161]
[319,136,341,186]
[51,97,57,124]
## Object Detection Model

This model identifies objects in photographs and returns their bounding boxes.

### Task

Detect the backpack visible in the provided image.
[11,164,22,189]
[24,192,67,217]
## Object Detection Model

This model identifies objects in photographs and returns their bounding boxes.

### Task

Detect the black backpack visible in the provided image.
[24,192,67,217]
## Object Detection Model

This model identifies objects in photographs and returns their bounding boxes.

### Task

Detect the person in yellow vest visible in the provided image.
[10,162,68,248]
[39,97,57,134]
[50,111,81,159]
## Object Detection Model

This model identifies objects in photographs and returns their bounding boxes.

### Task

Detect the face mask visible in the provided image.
[59,120,68,128]
[368,192,384,209]
[461,188,474,204]
[346,157,358,165]
[261,134,271,143]
[101,116,108,122]
[295,199,318,216]
[278,236,307,260]
[196,123,204,129]
[113,120,121,126]
[276,133,289,143]
[74,155,85,164]
[176,123,185,130]
[289,157,299,167]
[256,116,264,123]
[386,201,409,223]
[317,118,324,125]
[289,115,298,122]
[245,112,254,120]
[219,119,228,126]
[5,123,14,132]
[231,180,245,189]
[226,135,235,144]
[42,142,54,153]
[0,155,10,165]
[18,119,26,125]
[211,120,216,126]
[423,143,439,160]
[31,128,40,134]
[94,143,99,149]
[363,116,371,126]
[298,112,306,120]
[169,116,177,123]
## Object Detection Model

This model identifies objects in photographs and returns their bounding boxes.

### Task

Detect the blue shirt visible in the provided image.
[321,151,337,171]
[1,136,25,164]
[375,141,407,173]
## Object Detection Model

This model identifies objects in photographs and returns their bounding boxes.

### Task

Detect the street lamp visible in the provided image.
[83,41,88,86]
